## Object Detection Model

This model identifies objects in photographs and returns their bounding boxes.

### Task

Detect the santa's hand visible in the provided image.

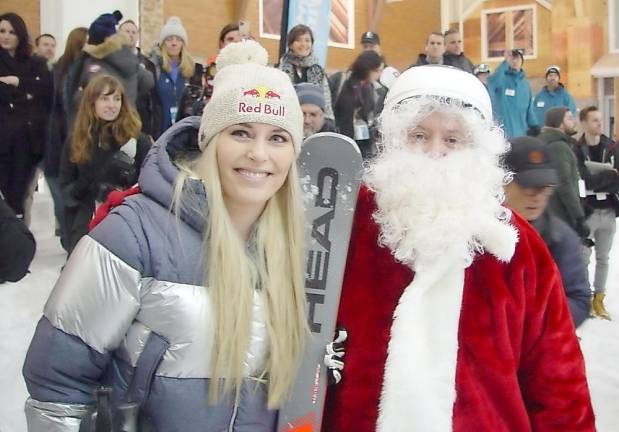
[324,327,347,385]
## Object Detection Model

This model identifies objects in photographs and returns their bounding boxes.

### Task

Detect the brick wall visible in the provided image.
[140,0,164,55]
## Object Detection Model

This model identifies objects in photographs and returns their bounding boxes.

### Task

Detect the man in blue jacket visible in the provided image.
[504,136,591,327]
[533,65,577,125]
[488,49,539,138]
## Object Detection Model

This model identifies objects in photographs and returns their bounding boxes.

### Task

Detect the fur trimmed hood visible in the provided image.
[83,31,131,60]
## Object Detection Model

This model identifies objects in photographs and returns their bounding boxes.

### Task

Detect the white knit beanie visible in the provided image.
[159,16,188,45]
[199,40,303,153]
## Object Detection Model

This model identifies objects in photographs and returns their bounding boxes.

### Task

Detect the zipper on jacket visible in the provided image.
[227,400,239,432]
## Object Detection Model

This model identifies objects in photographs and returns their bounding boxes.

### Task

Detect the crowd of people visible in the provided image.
[0,7,617,431]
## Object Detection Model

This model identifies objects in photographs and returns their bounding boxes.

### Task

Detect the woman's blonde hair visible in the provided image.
[70,75,141,164]
[173,133,307,408]
[161,39,195,79]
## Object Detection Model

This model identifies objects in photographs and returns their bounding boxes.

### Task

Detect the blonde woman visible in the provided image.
[24,40,307,431]
[152,16,203,136]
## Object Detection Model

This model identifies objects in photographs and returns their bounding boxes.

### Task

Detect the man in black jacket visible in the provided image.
[537,107,589,240]
[575,106,619,320]
[504,136,591,327]
[0,193,35,283]
[443,29,474,73]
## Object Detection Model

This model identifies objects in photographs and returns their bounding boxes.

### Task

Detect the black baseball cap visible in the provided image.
[360,31,380,45]
[505,137,558,188]
[511,49,524,61]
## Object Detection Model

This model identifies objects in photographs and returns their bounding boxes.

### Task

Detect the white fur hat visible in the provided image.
[198,40,303,153]
[384,65,493,121]
[159,16,188,45]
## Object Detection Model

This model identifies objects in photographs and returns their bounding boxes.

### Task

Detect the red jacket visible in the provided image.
[322,186,594,432]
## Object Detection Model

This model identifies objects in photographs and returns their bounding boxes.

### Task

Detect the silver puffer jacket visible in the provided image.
[23,117,276,431]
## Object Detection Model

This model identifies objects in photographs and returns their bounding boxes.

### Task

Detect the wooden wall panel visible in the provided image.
[1,0,41,45]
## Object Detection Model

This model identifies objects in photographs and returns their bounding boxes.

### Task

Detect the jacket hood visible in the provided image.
[138,116,206,232]
[506,66,526,79]
[540,83,567,95]
[83,32,137,78]
[540,127,575,144]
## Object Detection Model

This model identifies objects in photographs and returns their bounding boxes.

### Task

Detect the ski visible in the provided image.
[277,132,363,432]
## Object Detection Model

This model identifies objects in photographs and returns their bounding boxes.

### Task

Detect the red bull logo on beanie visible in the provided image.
[239,85,285,116]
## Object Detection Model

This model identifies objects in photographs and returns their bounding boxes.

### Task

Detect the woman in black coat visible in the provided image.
[60,75,150,252]
[0,12,52,217]
[333,50,384,159]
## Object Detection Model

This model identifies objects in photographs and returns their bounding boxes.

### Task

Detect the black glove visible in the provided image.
[526,125,541,137]
[79,386,139,432]
[324,327,347,385]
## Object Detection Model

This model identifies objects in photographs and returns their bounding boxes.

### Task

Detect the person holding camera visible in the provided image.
[60,74,150,253]
[487,49,539,138]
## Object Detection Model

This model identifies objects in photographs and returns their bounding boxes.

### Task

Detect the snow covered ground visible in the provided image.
[0,190,618,431]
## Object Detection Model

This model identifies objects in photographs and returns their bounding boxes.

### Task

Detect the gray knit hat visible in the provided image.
[294,83,325,111]
[159,16,188,45]
[199,40,303,153]
[544,106,569,128]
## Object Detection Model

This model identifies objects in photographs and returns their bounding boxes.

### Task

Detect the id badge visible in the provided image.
[170,106,178,124]
[578,179,586,198]
[505,88,516,97]
[354,122,370,140]
[596,193,607,200]
[536,101,545,107]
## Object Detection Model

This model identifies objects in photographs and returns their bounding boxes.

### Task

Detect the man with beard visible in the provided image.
[537,106,589,242]
[322,65,594,431]
[533,66,576,125]
[295,82,335,138]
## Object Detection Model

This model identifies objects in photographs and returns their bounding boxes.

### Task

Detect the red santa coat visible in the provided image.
[322,186,595,432]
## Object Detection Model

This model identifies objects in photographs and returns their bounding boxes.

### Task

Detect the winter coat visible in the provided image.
[533,84,577,125]
[279,51,334,120]
[334,78,376,138]
[23,117,277,431]
[59,131,151,252]
[322,186,594,432]
[0,193,35,283]
[409,53,457,69]
[488,60,538,138]
[66,33,154,128]
[151,54,203,137]
[44,63,67,178]
[0,48,52,214]
[443,52,475,74]
[531,211,591,327]
[573,134,619,215]
[537,127,586,231]
[135,50,158,137]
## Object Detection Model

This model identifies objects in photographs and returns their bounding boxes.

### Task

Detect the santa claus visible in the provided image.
[322,65,595,431]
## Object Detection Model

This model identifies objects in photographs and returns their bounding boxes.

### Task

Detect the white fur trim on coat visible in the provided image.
[377,261,465,432]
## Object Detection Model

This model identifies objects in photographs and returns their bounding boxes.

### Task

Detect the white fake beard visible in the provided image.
[365,146,511,270]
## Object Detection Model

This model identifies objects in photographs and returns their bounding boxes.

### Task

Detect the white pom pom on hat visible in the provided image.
[216,39,268,72]
[159,16,189,45]
[199,40,304,154]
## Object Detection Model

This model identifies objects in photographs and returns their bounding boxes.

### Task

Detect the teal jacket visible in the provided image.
[533,84,577,125]
[488,61,538,138]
